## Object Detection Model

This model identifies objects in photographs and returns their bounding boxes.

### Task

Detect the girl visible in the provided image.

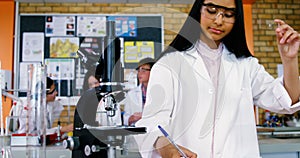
[135,0,300,157]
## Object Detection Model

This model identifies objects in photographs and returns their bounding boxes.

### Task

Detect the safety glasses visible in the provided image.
[202,3,236,24]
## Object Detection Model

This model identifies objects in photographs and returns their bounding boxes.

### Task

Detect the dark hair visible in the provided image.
[162,0,252,59]
[149,62,155,69]
[82,69,98,92]
[136,57,156,70]
[46,77,54,90]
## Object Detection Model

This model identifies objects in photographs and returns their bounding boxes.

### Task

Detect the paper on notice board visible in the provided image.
[45,16,76,37]
[50,37,79,58]
[76,16,106,37]
[124,41,154,63]
[107,16,137,37]
[123,69,138,90]
[45,58,75,80]
[22,32,44,62]
[19,62,41,90]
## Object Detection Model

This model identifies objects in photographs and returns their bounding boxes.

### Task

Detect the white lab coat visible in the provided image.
[135,46,300,158]
[123,85,143,126]
[18,100,64,134]
[121,85,144,150]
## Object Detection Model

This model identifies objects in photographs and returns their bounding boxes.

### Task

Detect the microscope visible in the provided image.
[63,21,146,158]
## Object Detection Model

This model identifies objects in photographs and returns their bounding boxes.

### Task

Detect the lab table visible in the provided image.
[9,145,142,158]
[258,127,300,158]
[6,127,300,158]
[10,139,300,158]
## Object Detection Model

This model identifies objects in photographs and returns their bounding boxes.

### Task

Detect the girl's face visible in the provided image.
[200,0,236,46]
[88,75,100,88]
[137,64,151,85]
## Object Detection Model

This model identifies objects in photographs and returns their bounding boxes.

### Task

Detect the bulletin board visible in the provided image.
[15,14,163,97]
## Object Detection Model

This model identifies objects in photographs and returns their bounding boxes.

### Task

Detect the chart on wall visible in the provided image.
[45,16,76,37]
[44,58,75,80]
[17,14,163,97]
[22,32,44,62]
[19,62,41,90]
[107,16,137,37]
[76,16,106,37]
[124,41,154,63]
[49,37,79,58]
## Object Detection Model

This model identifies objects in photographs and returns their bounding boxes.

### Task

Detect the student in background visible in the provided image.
[18,77,73,134]
[82,69,100,92]
[123,57,156,126]
[135,0,300,157]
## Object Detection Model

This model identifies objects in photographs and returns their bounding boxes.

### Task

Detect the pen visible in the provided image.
[158,125,188,158]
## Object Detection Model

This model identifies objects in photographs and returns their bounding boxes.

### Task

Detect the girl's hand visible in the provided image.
[128,112,142,126]
[274,19,300,61]
[155,136,197,158]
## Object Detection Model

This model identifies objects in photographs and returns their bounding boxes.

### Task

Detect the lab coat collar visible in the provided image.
[182,45,236,85]
[183,46,211,83]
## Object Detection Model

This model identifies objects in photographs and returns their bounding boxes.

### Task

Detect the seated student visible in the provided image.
[82,68,100,93]
[122,57,156,126]
[81,65,121,126]
[18,77,73,134]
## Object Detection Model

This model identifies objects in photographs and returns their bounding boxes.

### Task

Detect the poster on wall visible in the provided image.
[78,37,103,63]
[123,69,138,90]
[107,16,137,37]
[50,37,79,58]
[45,16,76,37]
[44,58,75,80]
[76,16,106,37]
[22,32,44,62]
[124,41,155,63]
[19,62,41,90]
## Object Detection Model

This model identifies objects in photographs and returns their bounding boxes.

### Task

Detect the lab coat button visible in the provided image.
[208,89,214,94]
[216,152,222,158]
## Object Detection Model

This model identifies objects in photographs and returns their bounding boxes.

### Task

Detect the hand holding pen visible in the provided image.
[157,125,197,158]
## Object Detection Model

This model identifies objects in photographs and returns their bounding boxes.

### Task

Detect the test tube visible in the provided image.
[27,63,47,148]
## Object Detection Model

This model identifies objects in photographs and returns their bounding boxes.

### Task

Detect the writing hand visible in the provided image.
[155,136,197,158]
